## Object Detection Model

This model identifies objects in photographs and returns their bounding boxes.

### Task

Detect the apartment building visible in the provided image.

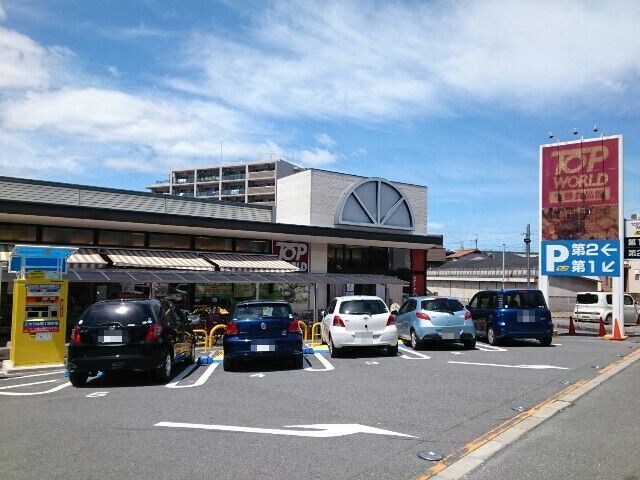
[146,159,300,205]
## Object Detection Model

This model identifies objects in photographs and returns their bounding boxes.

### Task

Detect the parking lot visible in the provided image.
[1,334,638,480]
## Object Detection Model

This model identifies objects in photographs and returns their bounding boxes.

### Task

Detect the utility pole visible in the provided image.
[502,243,505,290]
[524,224,531,290]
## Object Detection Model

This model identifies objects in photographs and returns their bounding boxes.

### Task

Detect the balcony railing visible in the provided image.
[221,188,245,196]
[248,170,275,180]
[221,173,246,181]
[174,191,194,197]
[197,190,219,197]
[174,177,194,184]
[247,186,275,195]
[197,176,219,183]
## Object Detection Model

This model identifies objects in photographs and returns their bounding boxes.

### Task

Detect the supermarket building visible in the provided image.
[0,169,443,336]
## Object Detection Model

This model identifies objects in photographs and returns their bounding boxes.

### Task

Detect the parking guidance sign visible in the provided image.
[541,239,620,276]
[540,136,622,277]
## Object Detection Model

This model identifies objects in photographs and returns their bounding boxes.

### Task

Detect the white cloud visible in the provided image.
[296,148,337,166]
[427,221,444,232]
[171,0,640,119]
[315,133,336,148]
[0,27,49,89]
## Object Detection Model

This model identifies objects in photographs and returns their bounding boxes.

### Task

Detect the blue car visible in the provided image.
[466,289,553,346]
[222,300,303,371]
[394,296,476,350]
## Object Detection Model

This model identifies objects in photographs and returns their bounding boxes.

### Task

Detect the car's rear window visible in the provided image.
[234,303,293,319]
[576,293,599,305]
[421,298,464,312]
[80,303,153,326]
[339,300,388,315]
[502,291,547,309]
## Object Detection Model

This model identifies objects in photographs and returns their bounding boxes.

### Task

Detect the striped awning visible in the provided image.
[105,249,214,271]
[205,253,299,273]
[67,249,108,269]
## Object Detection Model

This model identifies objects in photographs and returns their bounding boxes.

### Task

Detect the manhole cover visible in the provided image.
[418,451,443,462]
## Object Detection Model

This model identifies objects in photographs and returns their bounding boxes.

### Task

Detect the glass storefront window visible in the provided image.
[0,223,37,242]
[149,233,190,249]
[235,239,271,253]
[99,230,145,247]
[194,236,233,252]
[42,226,94,245]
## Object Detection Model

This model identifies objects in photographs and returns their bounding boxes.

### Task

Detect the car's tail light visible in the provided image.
[70,325,81,344]
[333,315,345,327]
[386,314,395,326]
[416,312,431,321]
[225,321,239,335]
[464,311,472,320]
[288,319,301,333]
[145,322,163,342]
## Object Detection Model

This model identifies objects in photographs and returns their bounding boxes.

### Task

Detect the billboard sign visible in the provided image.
[625,217,640,259]
[540,136,621,276]
[273,241,309,272]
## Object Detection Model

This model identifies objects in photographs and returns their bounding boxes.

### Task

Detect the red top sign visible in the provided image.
[541,137,619,208]
[273,241,309,272]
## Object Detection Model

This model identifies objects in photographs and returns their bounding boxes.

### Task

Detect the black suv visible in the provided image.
[67,299,195,386]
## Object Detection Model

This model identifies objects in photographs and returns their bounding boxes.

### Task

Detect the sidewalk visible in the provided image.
[464,357,640,479]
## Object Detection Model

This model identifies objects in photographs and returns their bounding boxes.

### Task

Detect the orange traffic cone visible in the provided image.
[598,317,606,337]
[611,318,626,341]
[568,316,576,335]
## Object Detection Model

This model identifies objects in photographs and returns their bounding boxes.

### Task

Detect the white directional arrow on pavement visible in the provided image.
[602,261,615,273]
[601,243,617,257]
[155,422,416,438]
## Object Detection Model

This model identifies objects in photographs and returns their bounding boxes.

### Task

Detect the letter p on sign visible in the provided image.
[546,244,569,272]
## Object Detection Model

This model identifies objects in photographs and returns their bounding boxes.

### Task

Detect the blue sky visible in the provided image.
[0,0,639,251]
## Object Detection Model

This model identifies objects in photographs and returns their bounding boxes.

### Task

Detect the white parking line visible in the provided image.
[398,346,431,360]
[448,361,569,370]
[0,370,66,379]
[304,353,334,372]
[476,342,508,352]
[0,379,58,390]
[165,362,219,389]
[0,381,71,396]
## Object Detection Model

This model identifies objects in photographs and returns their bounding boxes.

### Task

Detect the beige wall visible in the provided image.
[275,170,312,225]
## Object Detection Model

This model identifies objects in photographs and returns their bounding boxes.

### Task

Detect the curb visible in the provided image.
[414,345,640,480]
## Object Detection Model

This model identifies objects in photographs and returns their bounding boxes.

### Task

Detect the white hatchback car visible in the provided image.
[574,292,640,325]
[321,296,398,357]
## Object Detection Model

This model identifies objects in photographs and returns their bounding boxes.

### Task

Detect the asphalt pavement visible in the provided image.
[0,335,638,480]
[463,354,640,480]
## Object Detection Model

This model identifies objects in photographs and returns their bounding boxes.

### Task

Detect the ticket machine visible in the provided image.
[7,246,76,369]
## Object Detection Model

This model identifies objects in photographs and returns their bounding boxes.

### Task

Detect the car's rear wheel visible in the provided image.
[487,327,498,346]
[605,314,612,325]
[539,336,552,347]
[328,336,342,358]
[69,372,88,387]
[637,314,640,325]
[223,356,236,372]
[410,329,421,350]
[387,343,398,356]
[154,350,173,383]
[463,339,476,350]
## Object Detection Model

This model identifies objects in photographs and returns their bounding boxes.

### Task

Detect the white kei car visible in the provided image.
[321,296,398,357]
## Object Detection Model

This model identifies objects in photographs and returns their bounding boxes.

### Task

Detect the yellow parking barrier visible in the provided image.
[192,329,209,349]
[297,321,308,341]
[207,324,227,349]
[310,322,322,344]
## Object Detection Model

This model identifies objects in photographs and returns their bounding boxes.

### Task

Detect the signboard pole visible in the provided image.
[611,136,624,338]
[538,144,550,302]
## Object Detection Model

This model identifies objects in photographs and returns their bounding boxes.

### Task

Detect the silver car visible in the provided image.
[393,296,476,350]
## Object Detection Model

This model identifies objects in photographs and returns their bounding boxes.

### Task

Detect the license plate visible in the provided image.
[99,330,123,343]
[251,343,275,352]
[441,332,455,340]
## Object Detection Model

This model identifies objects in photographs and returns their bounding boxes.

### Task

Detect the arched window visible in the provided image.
[335,178,414,230]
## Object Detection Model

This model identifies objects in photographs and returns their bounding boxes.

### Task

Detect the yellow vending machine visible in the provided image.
[6,246,76,370]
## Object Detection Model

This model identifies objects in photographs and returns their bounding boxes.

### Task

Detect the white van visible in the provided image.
[573,292,640,325]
